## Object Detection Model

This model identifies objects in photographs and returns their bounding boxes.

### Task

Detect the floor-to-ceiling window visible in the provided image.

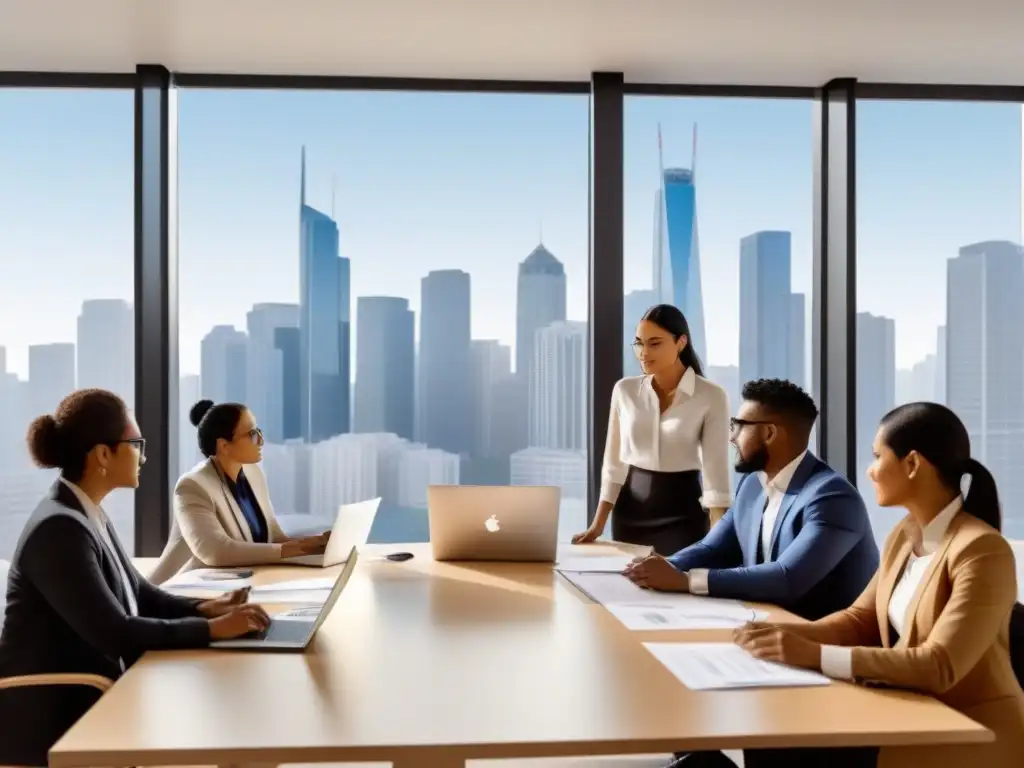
[623,95,814,494]
[0,88,135,558]
[856,99,1023,588]
[176,88,590,542]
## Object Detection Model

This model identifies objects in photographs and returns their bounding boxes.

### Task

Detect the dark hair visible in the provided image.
[880,402,1001,532]
[26,389,129,483]
[190,399,246,459]
[741,378,819,434]
[640,304,704,377]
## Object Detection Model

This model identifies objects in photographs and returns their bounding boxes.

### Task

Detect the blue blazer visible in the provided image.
[668,453,879,620]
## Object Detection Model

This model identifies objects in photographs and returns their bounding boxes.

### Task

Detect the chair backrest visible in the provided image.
[1011,601,1024,691]
[0,559,9,631]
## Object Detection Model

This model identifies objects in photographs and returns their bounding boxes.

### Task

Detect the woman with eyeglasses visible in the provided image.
[0,389,269,766]
[149,400,329,584]
[572,304,731,556]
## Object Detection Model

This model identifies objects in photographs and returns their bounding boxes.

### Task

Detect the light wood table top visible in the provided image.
[52,544,990,767]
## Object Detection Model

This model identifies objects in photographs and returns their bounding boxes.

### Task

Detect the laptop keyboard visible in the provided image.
[247,619,313,643]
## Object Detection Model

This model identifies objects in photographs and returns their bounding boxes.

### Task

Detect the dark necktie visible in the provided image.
[755,495,770,565]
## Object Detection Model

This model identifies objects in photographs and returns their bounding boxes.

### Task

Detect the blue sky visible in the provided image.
[0,89,1019,378]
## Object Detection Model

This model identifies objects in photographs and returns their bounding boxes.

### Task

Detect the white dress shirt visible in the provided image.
[60,477,138,616]
[819,496,963,680]
[600,367,732,510]
[689,451,808,595]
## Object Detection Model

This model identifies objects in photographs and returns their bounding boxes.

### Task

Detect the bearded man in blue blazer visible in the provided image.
[625,378,878,622]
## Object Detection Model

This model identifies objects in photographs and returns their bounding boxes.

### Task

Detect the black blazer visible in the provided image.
[0,481,210,766]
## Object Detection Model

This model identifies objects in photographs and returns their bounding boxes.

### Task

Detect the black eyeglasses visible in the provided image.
[729,418,773,434]
[236,427,264,445]
[116,438,146,460]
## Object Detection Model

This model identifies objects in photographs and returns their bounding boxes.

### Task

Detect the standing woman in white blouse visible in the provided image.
[573,304,731,556]
[734,402,1023,768]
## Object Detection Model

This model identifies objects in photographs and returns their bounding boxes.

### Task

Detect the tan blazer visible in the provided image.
[149,460,289,584]
[796,510,1024,767]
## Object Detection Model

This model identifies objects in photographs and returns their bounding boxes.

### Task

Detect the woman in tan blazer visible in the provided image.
[149,400,328,584]
[734,402,1023,768]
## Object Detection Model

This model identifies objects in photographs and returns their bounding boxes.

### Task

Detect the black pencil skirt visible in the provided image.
[610,466,708,557]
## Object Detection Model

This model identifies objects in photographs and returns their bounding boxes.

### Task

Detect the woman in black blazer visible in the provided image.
[0,389,270,766]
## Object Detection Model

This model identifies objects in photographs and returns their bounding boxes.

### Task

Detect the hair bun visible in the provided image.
[189,399,215,427]
[26,414,63,469]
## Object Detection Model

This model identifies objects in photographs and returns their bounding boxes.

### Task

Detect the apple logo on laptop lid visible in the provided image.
[485,514,500,532]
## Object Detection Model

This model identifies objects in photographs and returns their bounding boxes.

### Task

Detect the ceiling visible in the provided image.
[3,0,1024,87]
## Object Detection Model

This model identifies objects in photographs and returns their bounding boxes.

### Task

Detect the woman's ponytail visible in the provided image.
[961,457,1002,532]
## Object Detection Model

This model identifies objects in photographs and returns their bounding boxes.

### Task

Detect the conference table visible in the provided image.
[49,543,990,768]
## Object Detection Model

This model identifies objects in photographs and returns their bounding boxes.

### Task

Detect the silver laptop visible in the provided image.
[210,547,358,650]
[282,498,380,567]
[428,485,560,562]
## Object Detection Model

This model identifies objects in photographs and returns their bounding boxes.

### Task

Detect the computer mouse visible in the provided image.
[386,551,414,562]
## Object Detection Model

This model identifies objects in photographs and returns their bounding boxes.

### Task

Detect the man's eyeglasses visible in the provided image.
[729,418,773,434]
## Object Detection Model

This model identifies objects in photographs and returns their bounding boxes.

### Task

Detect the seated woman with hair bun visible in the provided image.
[150,399,329,584]
[0,389,269,766]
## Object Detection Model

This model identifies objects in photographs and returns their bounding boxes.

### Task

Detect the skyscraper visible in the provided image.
[354,296,415,439]
[856,312,896,477]
[200,325,247,404]
[274,326,301,440]
[298,147,350,443]
[947,241,1024,536]
[515,244,567,379]
[652,125,705,356]
[530,320,587,451]
[178,373,201,475]
[935,325,947,404]
[418,270,472,455]
[28,343,75,417]
[246,303,299,443]
[77,299,133,407]
[790,293,806,388]
[739,231,794,385]
[623,289,656,375]
[470,340,512,458]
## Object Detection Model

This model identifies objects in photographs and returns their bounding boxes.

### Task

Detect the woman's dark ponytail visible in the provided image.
[962,457,1002,532]
[680,344,704,378]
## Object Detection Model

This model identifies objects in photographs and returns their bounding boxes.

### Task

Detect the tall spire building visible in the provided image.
[652,124,706,357]
[298,147,351,442]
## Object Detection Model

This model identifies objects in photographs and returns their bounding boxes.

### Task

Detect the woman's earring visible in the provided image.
[100,467,107,477]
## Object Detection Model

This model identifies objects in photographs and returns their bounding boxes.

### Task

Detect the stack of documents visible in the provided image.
[162,570,252,593]
[249,577,335,605]
[556,555,635,573]
[163,574,334,605]
[558,570,767,630]
[644,642,832,690]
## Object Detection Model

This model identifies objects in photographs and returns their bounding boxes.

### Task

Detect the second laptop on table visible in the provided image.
[281,497,380,567]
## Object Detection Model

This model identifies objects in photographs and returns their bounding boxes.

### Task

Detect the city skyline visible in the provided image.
[4,89,1024,559]
[4,93,1018,375]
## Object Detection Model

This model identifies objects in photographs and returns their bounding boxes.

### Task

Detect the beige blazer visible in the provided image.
[149,460,289,584]
[796,510,1024,767]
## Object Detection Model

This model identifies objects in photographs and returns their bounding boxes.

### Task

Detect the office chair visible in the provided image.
[0,557,113,768]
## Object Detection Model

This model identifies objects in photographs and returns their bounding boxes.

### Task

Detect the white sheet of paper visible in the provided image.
[250,589,329,605]
[644,642,832,690]
[556,555,634,573]
[606,604,768,631]
[254,577,336,592]
[559,571,755,618]
[273,606,322,622]
[161,573,252,593]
